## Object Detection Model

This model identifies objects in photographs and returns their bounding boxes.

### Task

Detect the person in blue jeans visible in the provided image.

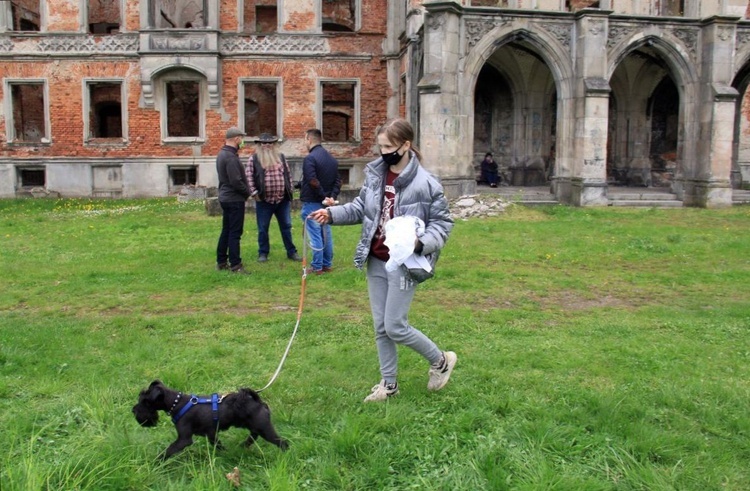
[246,133,301,263]
[300,129,341,274]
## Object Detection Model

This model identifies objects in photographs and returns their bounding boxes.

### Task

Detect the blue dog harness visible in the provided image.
[171,393,222,425]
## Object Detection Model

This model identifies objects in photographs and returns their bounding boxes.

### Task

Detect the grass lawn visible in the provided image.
[1,197,749,490]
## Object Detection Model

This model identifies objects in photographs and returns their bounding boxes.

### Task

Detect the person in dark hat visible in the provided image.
[216,127,251,274]
[245,133,301,263]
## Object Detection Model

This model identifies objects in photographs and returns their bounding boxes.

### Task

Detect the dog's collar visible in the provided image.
[172,393,223,425]
[168,393,182,416]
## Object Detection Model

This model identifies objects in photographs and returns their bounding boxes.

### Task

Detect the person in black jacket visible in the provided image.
[216,127,251,274]
[245,133,301,263]
[300,129,341,274]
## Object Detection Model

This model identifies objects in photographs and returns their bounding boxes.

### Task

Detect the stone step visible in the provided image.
[609,192,678,201]
[609,199,683,207]
[733,191,750,204]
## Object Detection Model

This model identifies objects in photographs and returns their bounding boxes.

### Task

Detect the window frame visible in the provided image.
[158,72,206,143]
[80,0,125,34]
[238,77,283,142]
[3,78,51,145]
[318,78,360,143]
[319,0,361,32]
[83,78,128,145]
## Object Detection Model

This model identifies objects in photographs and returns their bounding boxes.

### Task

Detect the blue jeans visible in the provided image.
[301,201,334,271]
[255,198,297,257]
[217,201,246,267]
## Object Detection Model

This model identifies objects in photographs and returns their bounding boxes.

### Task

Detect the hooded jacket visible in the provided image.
[328,152,453,275]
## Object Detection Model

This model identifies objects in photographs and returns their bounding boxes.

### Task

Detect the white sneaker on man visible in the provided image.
[427,351,457,391]
[363,380,399,402]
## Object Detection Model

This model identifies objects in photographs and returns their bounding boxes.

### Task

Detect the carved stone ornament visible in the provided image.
[607,24,636,50]
[717,26,733,43]
[0,34,139,55]
[538,21,572,48]
[150,34,207,50]
[465,18,508,48]
[673,28,698,58]
[427,13,445,31]
[736,29,750,52]
[221,35,328,54]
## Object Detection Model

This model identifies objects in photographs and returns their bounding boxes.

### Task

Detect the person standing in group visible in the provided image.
[216,127,251,274]
[308,118,457,402]
[246,133,302,263]
[300,129,341,275]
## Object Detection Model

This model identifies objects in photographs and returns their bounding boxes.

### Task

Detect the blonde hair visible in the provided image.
[256,143,282,169]
[376,118,423,162]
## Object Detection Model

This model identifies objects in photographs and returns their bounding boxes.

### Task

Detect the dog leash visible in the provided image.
[256,214,326,393]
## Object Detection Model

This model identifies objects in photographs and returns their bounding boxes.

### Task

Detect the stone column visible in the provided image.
[0,1,10,33]
[686,17,738,207]
[418,1,474,198]
[571,10,610,206]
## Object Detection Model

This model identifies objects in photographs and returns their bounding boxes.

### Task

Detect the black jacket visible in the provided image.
[248,153,294,202]
[216,145,250,202]
[300,144,341,203]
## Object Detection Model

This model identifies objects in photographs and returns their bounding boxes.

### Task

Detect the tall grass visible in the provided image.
[1,198,749,490]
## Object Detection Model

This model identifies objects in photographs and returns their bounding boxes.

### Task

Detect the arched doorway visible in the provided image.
[608,44,681,189]
[472,41,556,188]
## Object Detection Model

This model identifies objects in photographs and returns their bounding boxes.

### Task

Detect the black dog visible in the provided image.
[132,380,288,459]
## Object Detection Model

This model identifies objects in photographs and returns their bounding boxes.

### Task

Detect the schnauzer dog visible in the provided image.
[132,380,288,459]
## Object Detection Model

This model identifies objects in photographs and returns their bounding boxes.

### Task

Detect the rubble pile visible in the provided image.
[450,195,511,220]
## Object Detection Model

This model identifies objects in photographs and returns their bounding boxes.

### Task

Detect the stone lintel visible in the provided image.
[584,77,611,95]
[700,15,742,27]
[712,83,739,102]
[418,73,443,93]
[574,8,614,20]
[422,1,464,16]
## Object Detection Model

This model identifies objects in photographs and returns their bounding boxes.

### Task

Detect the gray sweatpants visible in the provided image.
[366,257,442,384]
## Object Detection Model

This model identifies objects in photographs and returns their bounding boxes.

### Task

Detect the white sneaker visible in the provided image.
[427,351,457,391]
[363,380,399,402]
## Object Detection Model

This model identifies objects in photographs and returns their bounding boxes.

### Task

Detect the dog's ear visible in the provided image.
[146,381,165,403]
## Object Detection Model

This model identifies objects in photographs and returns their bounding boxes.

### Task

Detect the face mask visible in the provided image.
[380,144,404,166]
[238,139,245,150]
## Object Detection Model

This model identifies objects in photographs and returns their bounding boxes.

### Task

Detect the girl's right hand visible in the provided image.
[308,209,331,224]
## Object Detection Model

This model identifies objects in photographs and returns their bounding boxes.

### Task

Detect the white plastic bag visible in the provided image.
[384,216,425,272]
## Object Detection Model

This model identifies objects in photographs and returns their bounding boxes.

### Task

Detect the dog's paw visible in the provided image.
[226,467,241,487]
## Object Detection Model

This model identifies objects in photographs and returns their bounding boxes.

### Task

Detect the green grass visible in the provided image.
[1,197,749,490]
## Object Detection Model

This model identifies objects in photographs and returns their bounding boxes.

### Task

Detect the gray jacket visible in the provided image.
[328,152,453,277]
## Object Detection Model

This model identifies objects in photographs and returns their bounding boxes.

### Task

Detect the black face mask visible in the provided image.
[380,144,404,167]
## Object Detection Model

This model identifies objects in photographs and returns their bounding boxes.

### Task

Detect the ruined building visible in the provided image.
[1,0,750,206]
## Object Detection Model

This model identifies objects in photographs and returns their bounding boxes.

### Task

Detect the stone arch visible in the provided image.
[460,26,575,189]
[606,35,698,191]
[729,49,750,189]
[141,60,219,108]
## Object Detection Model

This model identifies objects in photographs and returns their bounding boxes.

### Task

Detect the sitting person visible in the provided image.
[480,153,499,187]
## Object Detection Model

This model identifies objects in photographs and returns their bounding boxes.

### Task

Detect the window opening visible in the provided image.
[321,82,355,142]
[88,0,121,34]
[10,83,46,142]
[152,0,205,28]
[339,168,350,186]
[166,81,200,137]
[256,5,278,33]
[170,166,198,186]
[243,82,278,137]
[10,1,41,31]
[322,0,355,32]
[88,83,123,139]
[19,168,45,187]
